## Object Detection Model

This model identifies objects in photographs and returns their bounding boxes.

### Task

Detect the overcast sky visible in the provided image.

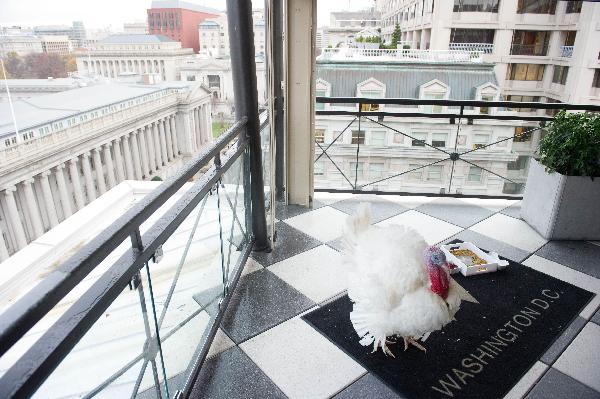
[0,0,375,31]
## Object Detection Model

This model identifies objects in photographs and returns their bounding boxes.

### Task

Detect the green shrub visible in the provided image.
[151,176,163,181]
[538,110,600,177]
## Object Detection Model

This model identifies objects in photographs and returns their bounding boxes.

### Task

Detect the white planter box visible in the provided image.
[521,159,600,240]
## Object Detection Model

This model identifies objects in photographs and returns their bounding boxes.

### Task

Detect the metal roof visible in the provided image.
[316,60,498,100]
[0,81,199,137]
[99,34,175,44]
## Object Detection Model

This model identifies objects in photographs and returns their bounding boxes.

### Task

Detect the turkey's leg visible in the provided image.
[403,336,426,352]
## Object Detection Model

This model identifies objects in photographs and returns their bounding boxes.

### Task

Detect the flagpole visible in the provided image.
[0,58,21,144]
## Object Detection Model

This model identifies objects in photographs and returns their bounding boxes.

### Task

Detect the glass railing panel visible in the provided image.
[259,115,274,240]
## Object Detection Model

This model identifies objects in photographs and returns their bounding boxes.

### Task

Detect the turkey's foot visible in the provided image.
[372,340,396,358]
[403,336,426,352]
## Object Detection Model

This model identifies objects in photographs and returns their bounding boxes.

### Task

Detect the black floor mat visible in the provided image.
[303,244,594,399]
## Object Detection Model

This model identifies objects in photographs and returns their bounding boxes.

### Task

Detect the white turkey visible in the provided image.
[343,203,462,357]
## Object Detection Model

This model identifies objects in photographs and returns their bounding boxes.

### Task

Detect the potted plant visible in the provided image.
[521,110,600,240]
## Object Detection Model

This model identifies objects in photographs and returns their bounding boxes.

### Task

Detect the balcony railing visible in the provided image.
[510,43,549,56]
[449,42,494,54]
[314,97,600,197]
[318,48,484,63]
[560,45,574,58]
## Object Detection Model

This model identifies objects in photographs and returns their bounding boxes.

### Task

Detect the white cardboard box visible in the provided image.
[440,242,509,276]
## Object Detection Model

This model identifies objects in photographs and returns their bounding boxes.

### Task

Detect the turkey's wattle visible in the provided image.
[427,265,450,300]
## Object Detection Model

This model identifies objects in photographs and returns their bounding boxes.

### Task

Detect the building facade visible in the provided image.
[0,81,212,259]
[147,0,219,53]
[314,53,537,196]
[34,22,87,48]
[318,8,382,50]
[75,34,195,81]
[123,22,149,35]
[39,35,73,54]
[376,0,600,106]
[0,34,43,57]
[197,11,266,58]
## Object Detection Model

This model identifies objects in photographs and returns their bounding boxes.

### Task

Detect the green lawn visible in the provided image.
[212,122,232,138]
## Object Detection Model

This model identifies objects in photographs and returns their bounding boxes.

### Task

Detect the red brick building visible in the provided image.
[147,1,219,53]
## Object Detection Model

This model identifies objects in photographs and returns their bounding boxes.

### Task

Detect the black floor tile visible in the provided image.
[189,347,287,399]
[415,198,495,228]
[329,194,408,223]
[536,241,600,279]
[591,308,600,326]
[526,368,600,399]
[218,269,314,343]
[332,374,404,399]
[252,221,322,266]
[541,316,587,365]
[275,200,325,220]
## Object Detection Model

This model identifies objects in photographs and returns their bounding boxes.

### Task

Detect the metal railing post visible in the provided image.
[226,0,271,252]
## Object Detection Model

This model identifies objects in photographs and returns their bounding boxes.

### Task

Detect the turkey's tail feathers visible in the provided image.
[344,202,372,245]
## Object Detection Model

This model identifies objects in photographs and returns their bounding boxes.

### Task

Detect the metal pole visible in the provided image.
[226,0,271,252]
[271,0,286,201]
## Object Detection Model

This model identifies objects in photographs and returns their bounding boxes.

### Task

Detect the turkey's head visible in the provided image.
[423,246,450,300]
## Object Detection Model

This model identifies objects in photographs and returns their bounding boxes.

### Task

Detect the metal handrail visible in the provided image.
[0,117,247,360]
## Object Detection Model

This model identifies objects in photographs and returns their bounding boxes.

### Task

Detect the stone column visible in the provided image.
[130,132,144,180]
[145,124,157,172]
[113,138,126,182]
[158,119,168,164]
[68,158,85,210]
[189,109,198,151]
[122,135,136,180]
[92,148,106,195]
[199,105,206,144]
[195,107,202,147]
[138,128,150,177]
[81,152,96,202]
[164,117,174,161]
[4,187,27,249]
[0,226,9,261]
[22,179,44,237]
[152,122,163,168]
[55,164,73,219]
[170,115,179,155]
[39,171,59,227]
[103,143,117,189]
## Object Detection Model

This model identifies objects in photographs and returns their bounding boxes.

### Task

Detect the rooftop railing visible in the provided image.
[318,47,484,63]
[510,43,549,56]
[560,45,574,58]
[314,96,600,197]
[449,42,494,54]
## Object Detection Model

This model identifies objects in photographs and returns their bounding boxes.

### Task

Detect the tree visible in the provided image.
[391,24,401,48]
[2,52,25,78]
[1,52,74,79]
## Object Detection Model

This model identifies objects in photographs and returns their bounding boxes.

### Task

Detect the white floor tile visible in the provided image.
[503,361,548,399]
[269,245,347,303]
[207,328,235,359]
[285,206,349,242]
[469,213,547,253]
[376,210,462,244]
[554,322,600,392]
[459,198,518,212]
[240,317,365,399]
[313,192,354,205]
[522,255,600,319]
[383,195,436,209]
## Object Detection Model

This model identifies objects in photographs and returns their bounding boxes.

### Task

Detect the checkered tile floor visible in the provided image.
[190,193,600,399]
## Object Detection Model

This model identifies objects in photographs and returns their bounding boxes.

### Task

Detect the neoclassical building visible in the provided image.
[0,80,212,260]
[75,34,195,81]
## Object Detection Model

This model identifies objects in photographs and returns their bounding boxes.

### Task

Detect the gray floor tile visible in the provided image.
[329,194,408,223]
[415,198,495,228]
[541,316,587,365]
[189,347,287,399]
[442,228,530,263]
[554,322,600,392]
[501,201,523,219]
[526,368,600,399]
[276,200,325,220]
[592,308,600,326]
[252,221,321,266]
[536,241,600,279]
[327,237,345,253]
[332,374,404,399]
[219,269,314,343]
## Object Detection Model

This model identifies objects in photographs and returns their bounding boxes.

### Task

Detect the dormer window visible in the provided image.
[475,82,500,114]
[419,80,449,113]
[315,79,331,111]
[357,78,385,111]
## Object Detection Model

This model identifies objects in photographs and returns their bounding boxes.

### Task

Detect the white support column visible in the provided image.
[200,105,207,144]
[139,127,151,177]
[0,225,9,261]
[113,138,126,182]
[153,122,163,168]
[68,158,86,210]
[122,135,135,180]
[158,118,168,164]
[81,152,96,202]
[130,132,144,180]
[22,179,44,237]
[103,143,117,189]
[55,164,73,218]
[92,148,106,195]
[164,117,174,161]
[170,115,179,155]
[4,186,27,249]
[194,107,202,148]
[190,109,198,151]
[40,171,59,227]
[146,124,157,172]
[180,112,194,157]
[206,104,213,143]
